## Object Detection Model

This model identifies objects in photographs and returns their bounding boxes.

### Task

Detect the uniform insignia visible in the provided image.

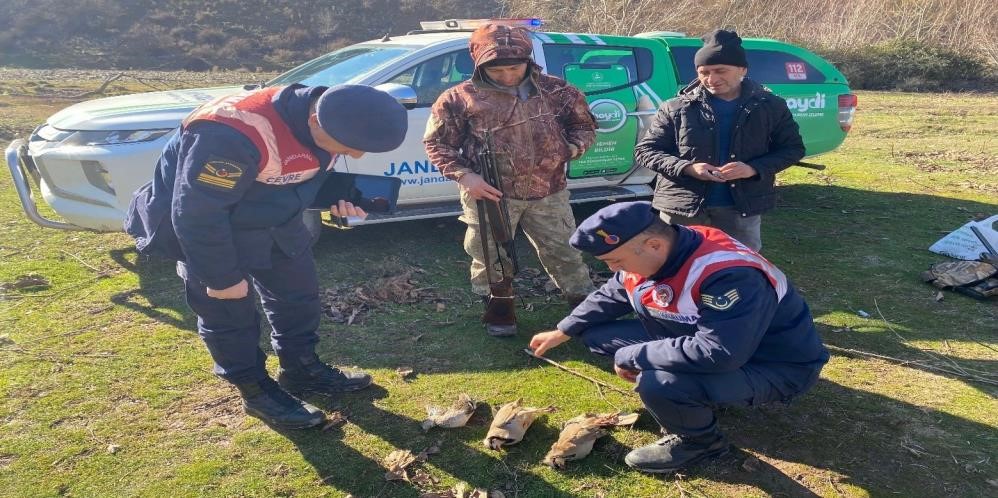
[196,160,243,190]
[595,229,620,245]
[701,289,741,311]
[651,283,674,307]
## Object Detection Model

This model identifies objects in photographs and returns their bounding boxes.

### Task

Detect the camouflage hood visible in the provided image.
[469,24,541,80]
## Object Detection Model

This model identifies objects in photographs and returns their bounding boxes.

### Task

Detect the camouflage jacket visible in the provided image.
[424,69,596,200]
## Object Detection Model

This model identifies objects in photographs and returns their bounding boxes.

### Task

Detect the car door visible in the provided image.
[342,49,474,205]
[532,34,668,187]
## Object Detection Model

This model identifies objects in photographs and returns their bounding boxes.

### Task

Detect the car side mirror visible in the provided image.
[374,83,418,107]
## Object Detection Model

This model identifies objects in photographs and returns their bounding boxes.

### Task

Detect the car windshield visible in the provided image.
[266,44,417,87]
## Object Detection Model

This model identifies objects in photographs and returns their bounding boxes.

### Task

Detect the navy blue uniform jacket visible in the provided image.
[558,226,828,381]
[125,85,333,290]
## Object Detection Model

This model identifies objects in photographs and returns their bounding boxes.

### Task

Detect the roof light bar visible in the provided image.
[419,18,544,31]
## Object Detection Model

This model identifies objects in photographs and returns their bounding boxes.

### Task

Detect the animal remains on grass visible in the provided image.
[543,412,639,468]
[483,399,556,450]
[421,393,478,431]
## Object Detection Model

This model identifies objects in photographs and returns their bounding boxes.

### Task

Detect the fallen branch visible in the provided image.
[71,73,124,99]
[873,298,995,377]
[825,344,998,386]
[522,348,637,398]
[59,249,111,277]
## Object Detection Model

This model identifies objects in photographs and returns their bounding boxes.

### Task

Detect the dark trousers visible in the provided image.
[578,319,820,437]
[179,248,321,385]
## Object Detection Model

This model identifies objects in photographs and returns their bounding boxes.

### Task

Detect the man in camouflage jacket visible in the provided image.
[424,23,597,336]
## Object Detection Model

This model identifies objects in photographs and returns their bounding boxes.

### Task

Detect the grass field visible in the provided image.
[1,76,996,497]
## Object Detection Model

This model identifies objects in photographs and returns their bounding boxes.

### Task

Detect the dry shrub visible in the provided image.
[502,0,998,66]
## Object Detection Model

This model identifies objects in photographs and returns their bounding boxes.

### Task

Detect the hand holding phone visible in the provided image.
[329,200,367,229]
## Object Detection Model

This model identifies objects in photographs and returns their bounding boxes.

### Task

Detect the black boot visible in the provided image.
[481,295,517,337]
[278,355,373,396]
[235,378,325,429]
[624,431,729,473]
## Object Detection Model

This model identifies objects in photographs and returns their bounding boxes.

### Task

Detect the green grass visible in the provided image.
[1,81,996,497]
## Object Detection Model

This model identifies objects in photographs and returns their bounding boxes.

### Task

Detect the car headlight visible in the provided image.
[31,125,174,146]
[63,129,174,146]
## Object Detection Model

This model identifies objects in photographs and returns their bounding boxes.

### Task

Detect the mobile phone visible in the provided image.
[329,215,365,229]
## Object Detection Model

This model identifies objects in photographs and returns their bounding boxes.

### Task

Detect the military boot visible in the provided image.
[485,322,517,337]
[278,354,373,397]
[480,295,517,337]
[624,431,729,473]
[235,377,325,429]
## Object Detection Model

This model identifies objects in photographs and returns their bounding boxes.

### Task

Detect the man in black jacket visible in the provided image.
[634,29,804,251]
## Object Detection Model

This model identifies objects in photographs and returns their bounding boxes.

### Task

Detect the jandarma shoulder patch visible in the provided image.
[196,159,244,190]
[701,289,741,311]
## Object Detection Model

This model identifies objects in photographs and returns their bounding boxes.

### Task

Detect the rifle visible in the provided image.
[476,130,519,330]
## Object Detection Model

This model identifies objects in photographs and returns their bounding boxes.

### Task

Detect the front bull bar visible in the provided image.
[5,139,82,230]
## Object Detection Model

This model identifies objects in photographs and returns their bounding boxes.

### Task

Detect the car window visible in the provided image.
[542,44,652,87]
[267,44,418,88]
[671,46,827,84]
[384,50,474,107]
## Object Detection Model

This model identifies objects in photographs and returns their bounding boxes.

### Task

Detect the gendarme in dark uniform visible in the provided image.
[125,84,407,429]
[529,200,827,473]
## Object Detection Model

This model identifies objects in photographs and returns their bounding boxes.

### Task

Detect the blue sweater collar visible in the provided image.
[271,84,331,164]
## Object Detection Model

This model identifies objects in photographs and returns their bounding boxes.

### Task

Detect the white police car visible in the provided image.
[6,18,854,232]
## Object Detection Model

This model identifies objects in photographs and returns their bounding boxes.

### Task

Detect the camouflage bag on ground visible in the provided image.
[921,260,998,300]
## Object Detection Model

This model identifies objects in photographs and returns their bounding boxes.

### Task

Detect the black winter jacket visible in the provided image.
[634,79,804,217]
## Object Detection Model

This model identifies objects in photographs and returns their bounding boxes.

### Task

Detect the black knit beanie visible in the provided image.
[694,29,748,68]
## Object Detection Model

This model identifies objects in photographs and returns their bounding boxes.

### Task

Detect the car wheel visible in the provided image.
[303,209,323,246]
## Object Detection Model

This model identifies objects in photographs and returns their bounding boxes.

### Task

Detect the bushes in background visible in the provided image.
[819,40,996,91]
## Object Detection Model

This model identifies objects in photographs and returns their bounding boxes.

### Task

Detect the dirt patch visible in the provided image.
[896,150,995,173]
[0,273,51,293]
[321,264,440,324]
[512,267,613,298]
[164,389,244,433]
[319,264,615,323]
[949,179,998,195]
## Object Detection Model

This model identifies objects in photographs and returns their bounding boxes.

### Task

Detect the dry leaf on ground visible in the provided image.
[321,411,348,431]
[384,449,422,481]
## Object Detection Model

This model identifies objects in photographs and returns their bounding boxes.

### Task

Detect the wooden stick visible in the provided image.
[522,349,638,398]
[825,344,998,386]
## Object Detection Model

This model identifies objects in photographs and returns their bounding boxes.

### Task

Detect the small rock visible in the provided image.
[856,310,871,318]
[741,456,761,472]
[106,444,121,455]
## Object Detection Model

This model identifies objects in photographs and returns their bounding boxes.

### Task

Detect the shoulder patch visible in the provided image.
[701,289,741,311]
[195,159,244,190]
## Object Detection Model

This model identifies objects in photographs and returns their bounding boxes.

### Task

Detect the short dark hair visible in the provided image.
[641,218,676,241]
